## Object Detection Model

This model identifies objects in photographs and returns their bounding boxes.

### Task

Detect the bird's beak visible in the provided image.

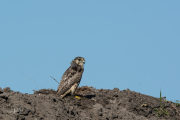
[83,61,85,64]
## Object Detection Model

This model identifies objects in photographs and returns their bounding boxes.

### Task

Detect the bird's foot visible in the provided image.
[75,95,82,100]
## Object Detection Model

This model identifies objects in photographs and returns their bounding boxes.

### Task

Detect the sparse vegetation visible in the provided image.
[153,90,169,117]
[175,100,180,107]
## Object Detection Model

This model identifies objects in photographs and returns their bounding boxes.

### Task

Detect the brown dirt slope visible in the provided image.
[0,86,179,120]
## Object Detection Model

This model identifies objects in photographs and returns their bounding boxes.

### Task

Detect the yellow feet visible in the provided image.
[75,95,82,100]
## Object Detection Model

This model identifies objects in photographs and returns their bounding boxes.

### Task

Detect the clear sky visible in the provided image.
[0,1,180,101]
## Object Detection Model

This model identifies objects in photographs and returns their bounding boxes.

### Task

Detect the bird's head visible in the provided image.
[74,57,85,66]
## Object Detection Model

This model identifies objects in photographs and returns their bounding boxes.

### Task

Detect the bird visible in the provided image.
[57,57,85,98]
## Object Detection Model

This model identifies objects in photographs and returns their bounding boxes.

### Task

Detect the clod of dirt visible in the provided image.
[0,86,179,120]
[3,87,10,92]
[0,87,3,94]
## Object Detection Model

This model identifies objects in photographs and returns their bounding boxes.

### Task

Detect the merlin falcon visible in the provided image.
[57,57,85,98]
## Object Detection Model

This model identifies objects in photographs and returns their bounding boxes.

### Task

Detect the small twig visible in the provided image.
[50,76,59,84]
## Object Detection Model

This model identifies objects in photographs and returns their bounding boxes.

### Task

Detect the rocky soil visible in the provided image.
[0,86,180,120]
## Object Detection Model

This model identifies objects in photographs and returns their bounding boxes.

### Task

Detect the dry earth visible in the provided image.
[0,86,180,120]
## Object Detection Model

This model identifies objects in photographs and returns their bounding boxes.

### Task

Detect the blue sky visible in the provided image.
[0,1,180,101]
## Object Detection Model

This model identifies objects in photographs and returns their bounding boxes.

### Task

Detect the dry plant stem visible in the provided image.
[50,76,59,84]
[21,72,39,88]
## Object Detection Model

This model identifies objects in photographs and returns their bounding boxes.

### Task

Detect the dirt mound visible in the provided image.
[0,86,179,120]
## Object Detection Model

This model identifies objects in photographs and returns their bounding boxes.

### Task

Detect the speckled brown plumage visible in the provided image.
[57,57,85,98]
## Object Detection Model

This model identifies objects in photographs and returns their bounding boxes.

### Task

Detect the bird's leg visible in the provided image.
[60,83,81,99]
[60,89,71,99]
[71,83,82,100]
